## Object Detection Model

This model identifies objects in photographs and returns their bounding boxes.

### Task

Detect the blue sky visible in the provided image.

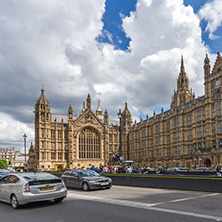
[0,0,222,150]
[98,0,221,54]
[96,0,222,119]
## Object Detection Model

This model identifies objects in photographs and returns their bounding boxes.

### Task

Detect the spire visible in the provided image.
[41,85,44,95]
[212,48,222,74]
[87,93,91,110]
[180,55,185,75]
[68,104,73,120]
[104,109,108,125]
[204,54,210,65]
[96,99,103,120]
[36,86,49,106]
[82,101,85,113]
[204,54,211,79]
[96,99,103,115]
[178,55,189,89]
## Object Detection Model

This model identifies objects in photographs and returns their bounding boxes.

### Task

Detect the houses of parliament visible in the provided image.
[28,51,222,170]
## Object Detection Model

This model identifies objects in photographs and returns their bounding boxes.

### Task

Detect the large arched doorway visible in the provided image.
[204,159,211,167]
[78,127,100,159]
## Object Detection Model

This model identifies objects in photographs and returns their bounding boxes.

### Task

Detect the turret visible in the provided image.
[121,102,132,130]
[82,101,85,113]
[68,104,73,120]
[96,100,103,120]
[35,86,50,123]
[204,54,211,78]
[204,54,211,98]
[104,109,109,125]
[87,93,91,110]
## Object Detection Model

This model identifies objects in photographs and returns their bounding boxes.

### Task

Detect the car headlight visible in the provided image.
[108,178,112,182]
[88,180,98,184]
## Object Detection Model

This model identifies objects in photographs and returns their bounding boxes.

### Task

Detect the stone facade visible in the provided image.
[31,91,121,170]
[29,52,222,170]
[0,146,15,164]
[124,53,222,169]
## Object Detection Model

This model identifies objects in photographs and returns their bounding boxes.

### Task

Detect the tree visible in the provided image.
[0,159,8,168]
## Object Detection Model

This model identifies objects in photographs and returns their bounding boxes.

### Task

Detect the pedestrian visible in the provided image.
[129,166,133,174]
[99,164,103,173]
[90,165,96,171]
[215,163,222,177]
[108,165,113,173]
[103,165,108,173]
[113,165,117,174]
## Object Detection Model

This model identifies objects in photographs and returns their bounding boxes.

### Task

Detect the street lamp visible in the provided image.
[23,133,27,163]
[194,158,196,169]
[117,109,122,156]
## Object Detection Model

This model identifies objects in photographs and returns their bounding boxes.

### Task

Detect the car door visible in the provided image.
[69,171,81,188]
[4,175,20,203]
[61,172,72,187]
[0,176,9,202]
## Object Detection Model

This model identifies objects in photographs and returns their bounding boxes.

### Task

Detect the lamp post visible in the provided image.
[117,109,122,157]
[194,158,196,169]
[23,133,27,163]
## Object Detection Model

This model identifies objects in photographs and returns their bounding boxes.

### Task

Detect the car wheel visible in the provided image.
[11,194,19,209]
[54,198,64,203]
[82,182,89,191]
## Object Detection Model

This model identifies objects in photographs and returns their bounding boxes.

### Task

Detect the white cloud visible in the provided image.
[0,0,215,150]
[198,0,222,40]
[0,112,34,151]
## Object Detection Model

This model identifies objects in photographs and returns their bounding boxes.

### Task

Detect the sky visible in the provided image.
[0,0,222,152]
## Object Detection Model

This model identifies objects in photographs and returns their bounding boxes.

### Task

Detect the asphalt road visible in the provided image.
[1,186,222,222]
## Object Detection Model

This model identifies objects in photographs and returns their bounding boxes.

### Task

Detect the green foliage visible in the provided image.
[0,159,8,168]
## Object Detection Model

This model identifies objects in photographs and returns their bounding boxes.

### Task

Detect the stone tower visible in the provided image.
[34,87,51,168]
[120,102,132,160]
[171,56,195,108]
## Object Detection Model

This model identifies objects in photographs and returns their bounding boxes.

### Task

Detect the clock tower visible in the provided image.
[206,51,222,99]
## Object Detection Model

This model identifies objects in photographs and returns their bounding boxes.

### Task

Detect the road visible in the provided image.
[0,185,222,222]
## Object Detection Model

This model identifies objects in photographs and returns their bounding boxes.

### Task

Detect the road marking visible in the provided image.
[168,193,220,203]
[68,192,222,221]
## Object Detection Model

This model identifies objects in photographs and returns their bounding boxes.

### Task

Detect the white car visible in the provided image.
[0,172,67,209]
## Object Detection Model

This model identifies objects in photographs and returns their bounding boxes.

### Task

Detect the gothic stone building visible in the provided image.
[30,52,222,170]
[32,91,127,170]
[123,53,222,169]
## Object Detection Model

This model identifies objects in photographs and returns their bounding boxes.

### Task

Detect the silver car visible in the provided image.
[0,172,67,209]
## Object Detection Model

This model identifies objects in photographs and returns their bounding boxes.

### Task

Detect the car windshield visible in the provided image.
[79,171,100,178]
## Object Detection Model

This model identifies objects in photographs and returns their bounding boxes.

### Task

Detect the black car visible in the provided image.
[61,170,112,191]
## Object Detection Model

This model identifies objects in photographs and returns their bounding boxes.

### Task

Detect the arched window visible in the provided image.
[79,128,100,159]
[41,112,45,121]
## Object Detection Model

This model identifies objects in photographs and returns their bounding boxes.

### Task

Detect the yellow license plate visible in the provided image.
[41,186,54,191]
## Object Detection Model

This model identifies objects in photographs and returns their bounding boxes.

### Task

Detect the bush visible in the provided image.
[0,159,8,168]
